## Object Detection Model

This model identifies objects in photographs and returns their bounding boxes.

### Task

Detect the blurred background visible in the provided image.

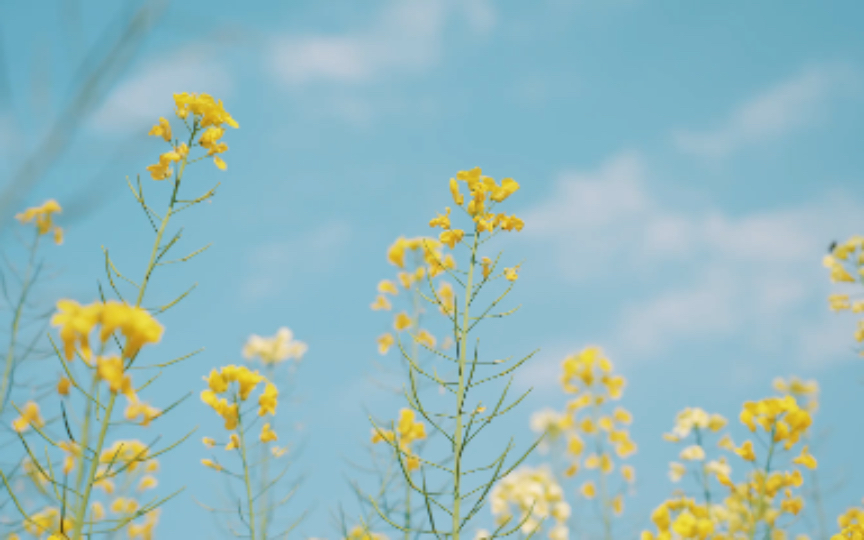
[2,0,864,537]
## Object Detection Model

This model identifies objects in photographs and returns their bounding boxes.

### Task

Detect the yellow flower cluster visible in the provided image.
[833,506,864,540]
[49,300,164,426]
[772,376,819,413]
[823,236,864,349]
[739,395,812,450]
[22,507,73,538]
[429,167,523,281]
[662,408,730,485]
[51,299,164,363]
[145,92,238,180]
[432,167,523,244]
[200,365,279,471]
[489,466,570,540]
[643,496,716,540]
[61,439,162,536]
[374,236,455,355]
[557,348,636,480]
[15,199,64,244]
[643,389,819,540]
[242,327,308,365]
[371,408,427,471]
[527,346,634,533]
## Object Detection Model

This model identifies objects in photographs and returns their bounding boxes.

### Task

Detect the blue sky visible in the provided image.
[2,0,864,538]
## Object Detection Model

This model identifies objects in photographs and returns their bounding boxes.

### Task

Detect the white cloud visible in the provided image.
[521,151,864,366]
[90,47,231,133]
[240,220,352,302]
[267,0,495,87]
[673,62,860,158]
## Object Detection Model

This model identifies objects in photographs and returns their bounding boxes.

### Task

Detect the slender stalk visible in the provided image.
[404,271,423,540]
[69,128,196,539]
[452,231,479,540]
[693,428,712,507]
[259,363,275,538]
[0,231,40,414]
[237,392,258,540]
[591,399,612,540]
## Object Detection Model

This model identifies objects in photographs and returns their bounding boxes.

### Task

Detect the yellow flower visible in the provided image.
[440,229,464,249]
[735,440,756,462]
[394,312,413,331]
[260,423,278,443]
[16,199,64,241]
[621,465,635,483]
[612,494,624,515]
[258,382,278,416]
[397,271,414,289]
[504,267,518,281]
[92,501,106,521]
[613,407,633,424]
[397,408,427,444]
[243,327,307,364]
[829,294,851,311]
[824,255,855,282]
[202,437,216,448]
[202,459,224,472]
[138,475,158,491]
[680,445,706,461]
[370,295,392,311]
[449,178,465,206]
[497,214,524,232]
[388,237,408,268]
[378,279,399,295]
[96,356,134,396]
[57,377,71,396]
[580,481,596,499]
[377,333,395,355]
[12,401,45,433]
[416,329,436,349]
[481,256,492,279]
[429,207,451,229]
[124,398,161,427]
[490,178,520,202]
[148,117,172,142]
[793,445,817,469]
[669,462,687,482]
[51,299,101,361]
[225,433,240,450]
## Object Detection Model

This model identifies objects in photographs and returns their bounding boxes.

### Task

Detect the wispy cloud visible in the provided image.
[89,46,232,133]
[672,62,860,159]
[521,151,863,369]
[267,0,494,87]
[240,220,352,302]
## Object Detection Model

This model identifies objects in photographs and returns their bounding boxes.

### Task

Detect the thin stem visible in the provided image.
[0,230,40,414]
[69,127,196,539]
[237,392,258,540]
[452,230,479,540]
[693,428,712,507]
[259,363,275,538]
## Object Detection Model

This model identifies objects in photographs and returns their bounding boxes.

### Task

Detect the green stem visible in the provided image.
[237,392,258,540]
[0,231,40,415]
[591,399,612,540]
[694,428,712,508]
[69,129,195,539]
[404,271,424,540]
[452,231,478,540]
[259,363,275,538]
